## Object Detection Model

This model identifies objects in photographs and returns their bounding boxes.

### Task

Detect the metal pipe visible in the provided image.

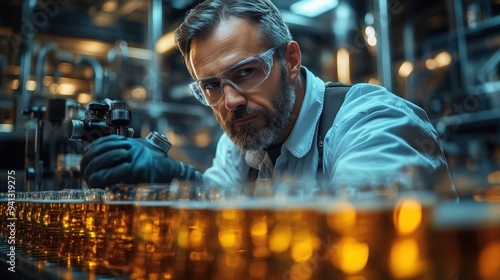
[15,0,38,136]
[75,55,105,99]
[23,106,45,191]
[453,0,470,90]
[35,42,57,95]
[147,0,162,102]
[374,0,394,92]
[403,19,415,101]
[477,49,500,83]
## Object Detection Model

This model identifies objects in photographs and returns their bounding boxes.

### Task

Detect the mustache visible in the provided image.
[227,106,261,123]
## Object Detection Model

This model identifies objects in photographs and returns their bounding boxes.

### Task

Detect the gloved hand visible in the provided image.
[80,135,203,188]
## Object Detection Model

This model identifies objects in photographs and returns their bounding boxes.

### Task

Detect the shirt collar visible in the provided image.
[282,66,325,158]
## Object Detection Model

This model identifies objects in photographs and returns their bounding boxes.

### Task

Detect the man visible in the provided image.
[81,0,455,196]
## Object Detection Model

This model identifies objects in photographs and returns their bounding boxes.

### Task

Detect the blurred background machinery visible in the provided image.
[0,0,498,196]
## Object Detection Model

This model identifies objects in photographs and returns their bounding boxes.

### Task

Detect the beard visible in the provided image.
[215,66,296,150]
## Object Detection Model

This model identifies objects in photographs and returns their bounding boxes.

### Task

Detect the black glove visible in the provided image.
[80,135,203,188]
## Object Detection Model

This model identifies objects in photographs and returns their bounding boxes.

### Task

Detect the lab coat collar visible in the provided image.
[282,66,325,158]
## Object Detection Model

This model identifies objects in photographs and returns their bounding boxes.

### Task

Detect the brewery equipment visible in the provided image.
[22,99,86,191]
[22,106,45,192]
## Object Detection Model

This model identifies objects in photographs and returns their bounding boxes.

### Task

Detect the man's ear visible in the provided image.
[285,41,302,81]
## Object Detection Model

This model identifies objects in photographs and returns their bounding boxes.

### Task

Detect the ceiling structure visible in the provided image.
[0,0,462,58]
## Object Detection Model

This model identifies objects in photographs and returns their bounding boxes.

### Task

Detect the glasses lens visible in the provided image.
[226,57,270,91]
[192,49,273,106]
[189,82,209,106]
[199,79,223,105]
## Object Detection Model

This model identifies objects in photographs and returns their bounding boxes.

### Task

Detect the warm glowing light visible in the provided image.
[393,198,422,235]
[218,230,238,249]
[326,203,356,233]
[473,186,500,202]
[478,242,500,279]
[398,61,414,78]
[79,41,110,55]
[49,83,59,94]
[365,25,375,36]
[166,130,184,146]
[364,22,377,47]
[487,170,500,184]
[425,58,437,70]
[189,228,203,246]
[426,51,452,70]
[102,0,118,12]
[127,47,153,60]
[77,93,92,104]
[130,86,147,100]
[435,51,452,67]
[140,223,153,235]
[269,224,292,253]
[11,79,19,90]
[177,227,189,248]
[26,80,37,91]
[337,48,351,84]
[367,36,377,47]
[291,233,314,262]
[43,76,54,86]
[390,238,421,278]
[194,130,212,148]
[251,220,268,237]
[156,31,176,54]
[221,209,237,220]
[58,83,76,95]
[331,237,369,274]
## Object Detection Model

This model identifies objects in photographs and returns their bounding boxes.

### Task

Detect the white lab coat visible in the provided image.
[203,67,455,196]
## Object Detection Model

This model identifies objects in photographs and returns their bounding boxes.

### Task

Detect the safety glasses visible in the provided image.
[189,48,275,106]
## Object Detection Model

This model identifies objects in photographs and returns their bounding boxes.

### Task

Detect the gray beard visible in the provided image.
[216,68,296,151]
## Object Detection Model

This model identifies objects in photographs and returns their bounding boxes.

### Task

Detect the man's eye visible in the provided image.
[236,67,253,78]
[203,81,220,90]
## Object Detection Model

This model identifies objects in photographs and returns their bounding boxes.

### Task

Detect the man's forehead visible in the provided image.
[188,17,266,79]
[190,48,252,79]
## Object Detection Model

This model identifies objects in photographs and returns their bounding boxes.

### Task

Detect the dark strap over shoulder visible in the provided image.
[317,82,351,175]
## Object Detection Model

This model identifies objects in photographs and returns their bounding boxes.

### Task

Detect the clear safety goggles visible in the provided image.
[189,48,275,106]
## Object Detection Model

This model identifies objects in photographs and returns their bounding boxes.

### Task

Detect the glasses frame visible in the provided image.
[189,47,276,106]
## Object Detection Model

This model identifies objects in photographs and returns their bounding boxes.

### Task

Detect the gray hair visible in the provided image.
[174,0,293,77]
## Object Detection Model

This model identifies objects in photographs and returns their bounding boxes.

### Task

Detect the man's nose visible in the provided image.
[222,81,246,110]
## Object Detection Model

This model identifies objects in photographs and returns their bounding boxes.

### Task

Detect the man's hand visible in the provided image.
[80,135,202,188]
